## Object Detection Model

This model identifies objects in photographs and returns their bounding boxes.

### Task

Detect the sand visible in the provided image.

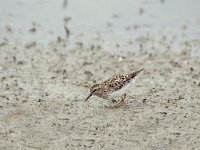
[0,0,200,149]
[0,39,200,150]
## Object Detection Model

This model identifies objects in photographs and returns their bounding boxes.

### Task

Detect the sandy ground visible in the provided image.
[0,38,200,150]
[0,0,200,149]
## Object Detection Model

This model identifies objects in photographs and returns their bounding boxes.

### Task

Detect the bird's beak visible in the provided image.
[85,93,92,101]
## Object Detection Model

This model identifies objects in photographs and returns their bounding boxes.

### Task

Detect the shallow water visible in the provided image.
[0,0,200,53]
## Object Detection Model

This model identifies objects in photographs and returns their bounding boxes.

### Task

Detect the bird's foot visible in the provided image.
[105,94,127,109]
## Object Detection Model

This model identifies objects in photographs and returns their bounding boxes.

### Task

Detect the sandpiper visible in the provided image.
[85,68,144,108]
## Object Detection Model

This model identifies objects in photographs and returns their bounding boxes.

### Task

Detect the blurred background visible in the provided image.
[0,0,200,54]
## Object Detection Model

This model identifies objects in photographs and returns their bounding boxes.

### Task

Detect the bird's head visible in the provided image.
[85,84,100,101]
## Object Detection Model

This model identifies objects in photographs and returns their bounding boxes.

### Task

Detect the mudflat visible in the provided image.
[0,40,200,149]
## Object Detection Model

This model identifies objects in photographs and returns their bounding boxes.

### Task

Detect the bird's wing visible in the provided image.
[101,75,129,92]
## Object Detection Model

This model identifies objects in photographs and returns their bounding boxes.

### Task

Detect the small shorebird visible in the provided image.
[85,68,144,108]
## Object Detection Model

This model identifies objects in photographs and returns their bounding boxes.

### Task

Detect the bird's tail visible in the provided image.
[129,68,144,79]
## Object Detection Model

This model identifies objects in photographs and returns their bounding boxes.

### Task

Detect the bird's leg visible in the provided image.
[106,93,127,109]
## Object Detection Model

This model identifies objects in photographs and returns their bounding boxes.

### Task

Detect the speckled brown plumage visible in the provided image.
[96,75,130,93]
[85,68,144,108]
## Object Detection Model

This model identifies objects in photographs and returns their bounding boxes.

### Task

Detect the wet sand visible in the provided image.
[1,0,200,149]
[0,39,200,149]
